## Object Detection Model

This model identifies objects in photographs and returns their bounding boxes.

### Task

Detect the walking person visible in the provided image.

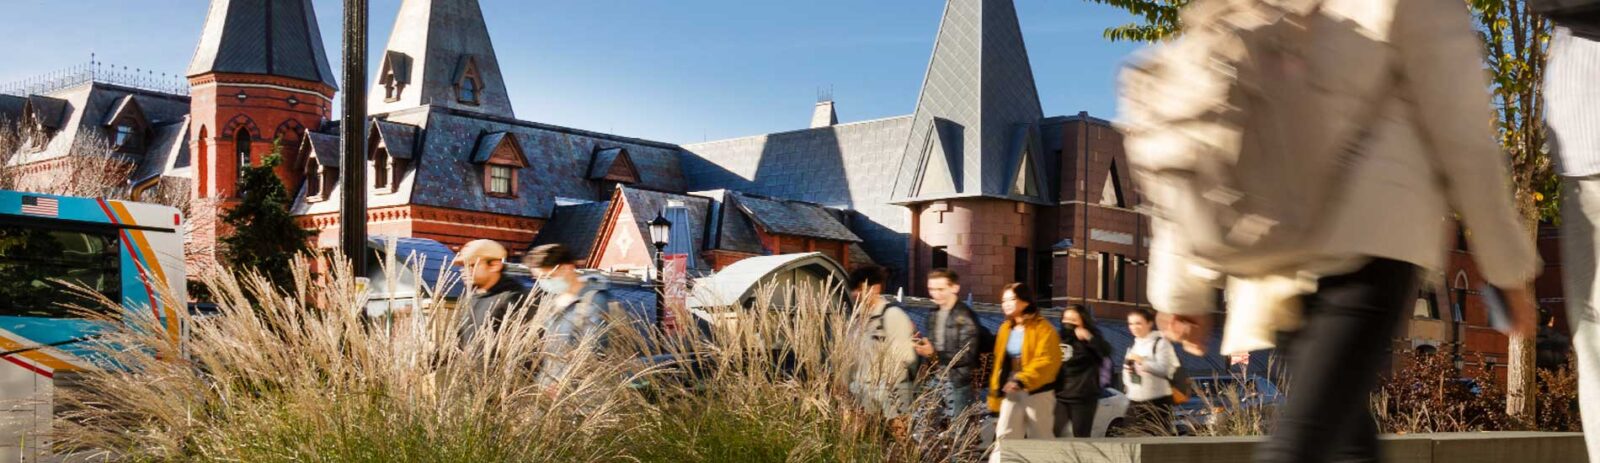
[451,239,529,349]
[1055,304,1112,438]
[1125,0,1541,460]
[913,269,986,422]
[847,265,920,419]
[1544,8,1600,461]
[526,244,619,392]
[986,283,1062,462]
[1122,309,1178,435]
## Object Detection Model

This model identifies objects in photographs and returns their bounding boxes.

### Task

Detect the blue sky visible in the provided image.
[0,0,1144,144]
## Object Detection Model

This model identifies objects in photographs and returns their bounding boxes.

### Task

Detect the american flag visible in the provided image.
[20,196,58,217]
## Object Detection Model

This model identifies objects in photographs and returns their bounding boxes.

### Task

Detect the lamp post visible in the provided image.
[648,214,672,330]
[340,0,369,275]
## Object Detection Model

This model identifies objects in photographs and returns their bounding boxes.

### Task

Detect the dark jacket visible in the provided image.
[1055,324,1113,402]
[458,276,529,346]
[928,302,983,385]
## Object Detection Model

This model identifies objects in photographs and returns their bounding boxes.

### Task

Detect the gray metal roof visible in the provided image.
[681,115,914,279]
[186,0,338,90]
[691,190,766,255]
[529,201,611,259]
[369,0,513,117]
[890,0,1047,205]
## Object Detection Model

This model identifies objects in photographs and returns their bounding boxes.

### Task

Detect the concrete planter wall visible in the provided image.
[998,432,1587,463]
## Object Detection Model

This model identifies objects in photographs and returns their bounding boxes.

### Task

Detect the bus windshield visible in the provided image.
[0,219,121,318]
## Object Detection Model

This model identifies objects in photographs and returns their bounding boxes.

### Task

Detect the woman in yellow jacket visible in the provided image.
[987,283,1063,461]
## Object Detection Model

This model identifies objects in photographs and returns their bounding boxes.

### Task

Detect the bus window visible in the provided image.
[0,221,121,317]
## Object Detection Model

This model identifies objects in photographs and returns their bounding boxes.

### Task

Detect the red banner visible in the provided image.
[662,254,689,332]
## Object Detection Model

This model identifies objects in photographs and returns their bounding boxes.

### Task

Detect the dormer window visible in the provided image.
[455,56,484,106]
[471,131,528,199]
[379,50,412,103]
[104,95,149,153]
[373,147,391,190]
[305,159,324,200]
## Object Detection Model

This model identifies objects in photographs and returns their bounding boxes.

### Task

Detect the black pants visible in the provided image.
[1128,396,1175,436]
[1054,399,1098,437]
[1258,258,1418,463]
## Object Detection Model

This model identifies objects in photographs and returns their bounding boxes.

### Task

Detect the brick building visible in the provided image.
[0,0,1565,372]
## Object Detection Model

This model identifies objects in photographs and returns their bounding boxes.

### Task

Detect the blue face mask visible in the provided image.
[538,277,570,295]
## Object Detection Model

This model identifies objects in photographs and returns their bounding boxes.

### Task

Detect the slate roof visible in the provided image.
[187,0,339,90]
[7,83,191,167]
[588,147,627,179]
[374,120,419,160]
[132,117,191,184]
[529,201,611,260]
[692,190,766,255]
[0,95,24,124]
[369,0,514,117]
[614,187,713,272]
[681,115,914,277]
[731,192,861,243]
[470,131,512,163]
[304,131,341,168]
[25,95,68,130]
[890,0,1047,205]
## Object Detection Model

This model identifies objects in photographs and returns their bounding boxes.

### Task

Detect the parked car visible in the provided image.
[1173,374,1284,434]
[1092,386,1132,437]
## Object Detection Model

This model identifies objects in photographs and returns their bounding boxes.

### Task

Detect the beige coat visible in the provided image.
[1145,0,1542,354]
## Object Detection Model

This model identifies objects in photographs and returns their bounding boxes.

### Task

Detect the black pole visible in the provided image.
[340,0,369,275]
[654,244,666,330]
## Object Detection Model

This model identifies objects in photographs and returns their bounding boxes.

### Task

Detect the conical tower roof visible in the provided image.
[187,0,338,90]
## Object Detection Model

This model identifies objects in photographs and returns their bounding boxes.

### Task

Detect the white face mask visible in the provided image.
[538,277,570,295]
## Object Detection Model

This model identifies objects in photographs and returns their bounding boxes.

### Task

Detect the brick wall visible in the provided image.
[909,198,1036,302]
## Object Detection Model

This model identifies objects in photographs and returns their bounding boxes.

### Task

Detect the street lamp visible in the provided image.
[648,214,672,329]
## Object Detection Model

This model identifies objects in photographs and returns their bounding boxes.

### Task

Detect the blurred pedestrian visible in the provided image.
[451,239,528,349]
[848,265,920,419]
[986,283,1062,463]
[526,243,618,391]
[913,269,985,421]
[1125,0,1541,461]
[1055,304,1112,438]
[1122,308,1178,435]
[1546,8,1600,459]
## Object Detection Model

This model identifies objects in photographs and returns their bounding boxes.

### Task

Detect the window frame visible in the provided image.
[485,164,516,197]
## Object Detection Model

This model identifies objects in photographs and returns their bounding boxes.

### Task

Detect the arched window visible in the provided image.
[197,126,209,198]
[234,127,252,196]
[374,147,391,190]
[305,159,322,199]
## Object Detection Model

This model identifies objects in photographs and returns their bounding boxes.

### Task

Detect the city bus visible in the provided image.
[0,190,185,459]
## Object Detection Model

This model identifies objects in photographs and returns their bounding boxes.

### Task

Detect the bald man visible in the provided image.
[452,239,528,346]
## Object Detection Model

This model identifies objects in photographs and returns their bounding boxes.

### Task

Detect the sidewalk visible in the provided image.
[994,432,1587,463]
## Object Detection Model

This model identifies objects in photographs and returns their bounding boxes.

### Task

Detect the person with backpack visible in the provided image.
[1054,304,1113,438]
[1541,2,1600,459]
[1122,309,1180,435]
[985,283,1062,462]
[848,265,920,418]
[527,244,620,391]
[1122,0,1541,461]
[913,269,987,422]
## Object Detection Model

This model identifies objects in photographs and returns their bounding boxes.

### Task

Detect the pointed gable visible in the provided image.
[22,95,68,131]
[1005,124,1044,199]
[370,0,514,116]
[891,0,1045,204]
[186,0,339,90]
[914,118,962,197]
[378,50,414,102]
[372,120,420,160]
[471,131,527,167]
[588,147,640,183]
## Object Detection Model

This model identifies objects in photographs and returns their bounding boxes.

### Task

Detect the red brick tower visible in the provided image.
[185,0,339,261]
